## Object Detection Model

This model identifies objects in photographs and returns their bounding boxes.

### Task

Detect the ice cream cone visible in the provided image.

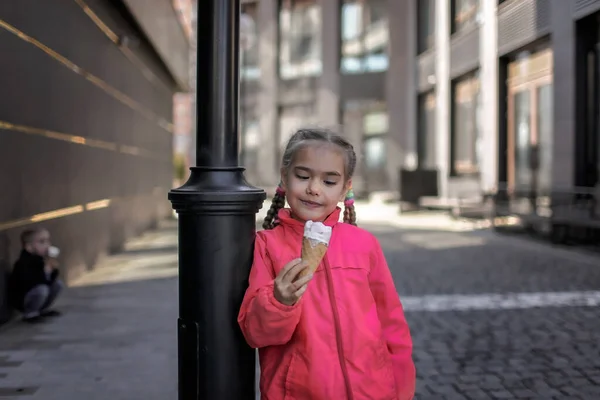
[299,238,328,278]
[298,220,332,278]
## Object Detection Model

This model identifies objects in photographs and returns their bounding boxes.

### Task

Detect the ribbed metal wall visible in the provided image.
[450,27,480,78]
[498,0,551,56]
[574,0,600,19]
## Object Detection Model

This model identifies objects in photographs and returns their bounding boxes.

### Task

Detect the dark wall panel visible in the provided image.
[0,1,176,323]
[497,0,551,56]
[0,0,173,120]
[574,0,600,19]
[450,27,480,79]
[340,72,385,101]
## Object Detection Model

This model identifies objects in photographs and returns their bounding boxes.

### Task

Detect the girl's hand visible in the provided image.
[274,258,313,306]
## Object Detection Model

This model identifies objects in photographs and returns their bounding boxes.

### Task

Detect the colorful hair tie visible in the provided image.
[275,182,286,196]
[344,186,355,206]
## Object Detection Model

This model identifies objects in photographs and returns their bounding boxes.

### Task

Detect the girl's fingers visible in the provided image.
[279,258,303,282]
[293,283,308,299]
[282,260,308,284]
[291,273,313,290]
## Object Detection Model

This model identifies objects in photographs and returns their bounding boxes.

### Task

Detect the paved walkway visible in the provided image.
[1,202,599,399]
[0,221,179,400]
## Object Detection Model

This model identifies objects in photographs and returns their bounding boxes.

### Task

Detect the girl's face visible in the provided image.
[282,143,350,223]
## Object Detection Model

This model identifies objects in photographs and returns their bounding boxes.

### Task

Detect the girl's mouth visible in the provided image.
[301,200,321,208]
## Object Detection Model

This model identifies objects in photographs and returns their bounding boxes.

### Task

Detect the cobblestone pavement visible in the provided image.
[0,206,599,399]
[372,223,600,400]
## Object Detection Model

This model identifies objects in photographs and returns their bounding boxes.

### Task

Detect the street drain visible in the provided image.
[0,387,39,396]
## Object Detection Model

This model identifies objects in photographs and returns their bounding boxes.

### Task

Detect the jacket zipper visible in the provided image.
[323,256,354,400]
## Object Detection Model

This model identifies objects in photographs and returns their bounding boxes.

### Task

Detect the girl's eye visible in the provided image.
[324,181,337,186]
[296,175,309,180]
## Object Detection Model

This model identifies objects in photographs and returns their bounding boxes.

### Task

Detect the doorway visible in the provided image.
[506,48,553,197]
[576,13,600,188]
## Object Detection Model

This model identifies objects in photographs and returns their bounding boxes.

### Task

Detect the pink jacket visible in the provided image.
[238,207,416,400]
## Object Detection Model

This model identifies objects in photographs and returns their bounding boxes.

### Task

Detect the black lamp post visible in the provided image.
[168,0,265,398]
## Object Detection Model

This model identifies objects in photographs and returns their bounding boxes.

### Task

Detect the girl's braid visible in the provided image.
[262,184,286,230]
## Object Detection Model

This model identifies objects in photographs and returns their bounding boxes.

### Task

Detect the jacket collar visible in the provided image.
[277,207,341,234]
[19,248,44,263]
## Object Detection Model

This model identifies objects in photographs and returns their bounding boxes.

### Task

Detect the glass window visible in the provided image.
[417,91,436,169]
[364,137,386,168]
[342,100,389,191]
[363,111,388,135]
[452,71,481,175]
[451,0,479,34]
[241,2,260,80]
[417,0,436,53]
[513,90,532,189]
[279,0,322,80]
[537,84,553,193]
[341,0,389,74]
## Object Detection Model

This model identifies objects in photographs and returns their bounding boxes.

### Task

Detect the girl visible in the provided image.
[238,128,416,399]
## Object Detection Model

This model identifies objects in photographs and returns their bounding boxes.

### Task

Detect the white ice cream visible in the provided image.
[303,220,332,247]
[48,246,60,258]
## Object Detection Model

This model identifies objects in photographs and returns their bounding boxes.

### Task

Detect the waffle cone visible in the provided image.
[298,237,328,278]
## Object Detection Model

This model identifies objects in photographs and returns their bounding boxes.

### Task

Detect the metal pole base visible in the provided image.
[169,166,265,400]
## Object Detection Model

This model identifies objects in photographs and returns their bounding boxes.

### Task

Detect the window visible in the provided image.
[417,0,436,53]
[279,0,322,80]
[241,2,260,80]
[513,90,532,188]
[341,0,388,74]
[451,0,479,34]
[417,91,436,169]
[342,100,389,191]
[506,48,553,191]
[452,71,481,175]
[537,84,553,192]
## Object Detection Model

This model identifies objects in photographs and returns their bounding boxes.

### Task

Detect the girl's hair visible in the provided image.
[262,128,357,230]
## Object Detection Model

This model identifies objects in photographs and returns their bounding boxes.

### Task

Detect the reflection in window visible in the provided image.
[417,0,436,53]
[417,91,436,169]
[279,0,322,80]
[341,0,388,74]
[537,84,553,192]
[513,91,532,189]
[451,0,479,34]
[241,2,260,80]
[452,71,481,175]
[343,100,389,190]
[365,137,386,168]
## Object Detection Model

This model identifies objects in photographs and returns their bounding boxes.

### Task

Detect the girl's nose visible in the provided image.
[306,180,320,195]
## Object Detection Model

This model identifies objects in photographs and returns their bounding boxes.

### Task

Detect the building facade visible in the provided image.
[0,0,189,323]
[415,0,600,218]
[240,0,407,197]
[240,0,600,213]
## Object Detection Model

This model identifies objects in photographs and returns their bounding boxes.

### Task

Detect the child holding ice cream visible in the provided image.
[238,128,416,399]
